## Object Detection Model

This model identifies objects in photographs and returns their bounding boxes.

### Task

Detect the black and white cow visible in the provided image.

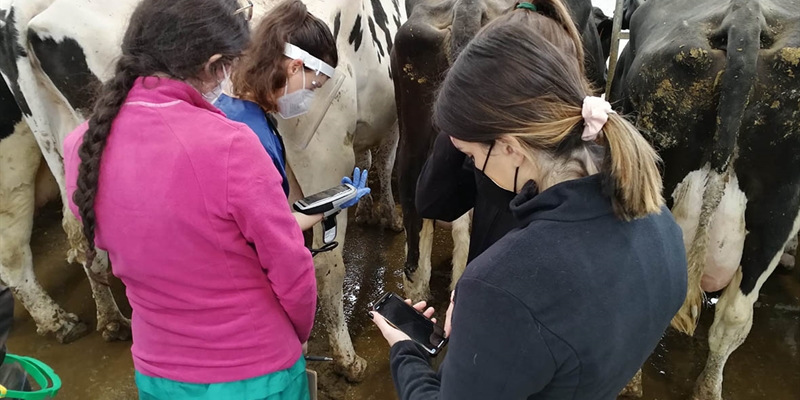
[1,73,70,338]
[0,0,130,343]
[1,0,405,381]
[609,0,800,398]
[392,0,610,300]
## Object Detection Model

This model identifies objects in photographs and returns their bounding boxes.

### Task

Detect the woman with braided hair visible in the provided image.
[63,0,316,398]
[371,1,687,399]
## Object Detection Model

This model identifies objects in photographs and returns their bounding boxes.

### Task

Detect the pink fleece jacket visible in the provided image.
[63,77,317,384]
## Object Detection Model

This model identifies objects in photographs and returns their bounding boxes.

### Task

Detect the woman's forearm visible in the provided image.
[293,212,324,231]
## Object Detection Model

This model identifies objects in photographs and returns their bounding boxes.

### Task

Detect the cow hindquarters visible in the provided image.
[0,124,87,343]
[312,213,366,382]
[693,188,800,400]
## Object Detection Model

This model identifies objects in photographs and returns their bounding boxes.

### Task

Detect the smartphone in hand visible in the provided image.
[371,292,448,356]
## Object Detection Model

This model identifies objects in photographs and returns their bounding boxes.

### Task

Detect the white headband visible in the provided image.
[284,43,335,78]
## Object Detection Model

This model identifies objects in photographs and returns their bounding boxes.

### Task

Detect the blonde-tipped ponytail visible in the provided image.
[602,114,664,220]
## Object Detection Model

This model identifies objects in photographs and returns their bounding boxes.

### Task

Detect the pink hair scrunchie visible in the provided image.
[581,96,615,141]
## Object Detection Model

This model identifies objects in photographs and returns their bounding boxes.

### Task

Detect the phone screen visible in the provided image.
[373,292,447,354]
[300,185,352,206]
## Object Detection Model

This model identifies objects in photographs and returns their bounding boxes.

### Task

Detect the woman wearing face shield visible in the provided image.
[62,0,317,398]
[214,0,369,231]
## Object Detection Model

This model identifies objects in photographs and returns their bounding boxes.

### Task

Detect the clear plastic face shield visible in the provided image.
[281,43,346,149]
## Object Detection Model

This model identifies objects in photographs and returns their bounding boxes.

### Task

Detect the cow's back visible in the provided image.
[617,0,800,199]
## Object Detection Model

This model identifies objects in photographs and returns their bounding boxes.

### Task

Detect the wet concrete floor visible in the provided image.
[7,204,800,399]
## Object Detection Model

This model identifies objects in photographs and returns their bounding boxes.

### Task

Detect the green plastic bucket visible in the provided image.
[0,354,60,399]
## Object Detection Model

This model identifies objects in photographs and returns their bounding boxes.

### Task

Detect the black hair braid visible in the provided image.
[73,56,138,276]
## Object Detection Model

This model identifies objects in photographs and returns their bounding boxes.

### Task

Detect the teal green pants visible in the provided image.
[135,357,309,400]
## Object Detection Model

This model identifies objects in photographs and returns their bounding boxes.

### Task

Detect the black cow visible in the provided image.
[591,0,644,63]
[610,0,800,398]
[592,6,613,61]
[392,0,609,300]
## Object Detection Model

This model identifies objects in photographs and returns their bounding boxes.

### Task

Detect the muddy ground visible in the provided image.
[6,204,800,399]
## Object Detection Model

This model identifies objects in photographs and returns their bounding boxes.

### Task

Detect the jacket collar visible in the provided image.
[125,76,225,117]
[510,174,615,226]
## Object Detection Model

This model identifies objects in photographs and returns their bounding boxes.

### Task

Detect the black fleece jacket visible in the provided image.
[391,175,688,400]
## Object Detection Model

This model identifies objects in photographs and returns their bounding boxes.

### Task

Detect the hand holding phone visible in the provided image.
[370,292,448,355]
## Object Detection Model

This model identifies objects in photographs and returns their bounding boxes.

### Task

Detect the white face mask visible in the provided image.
[203,65,231,104]
[277,71,315,119]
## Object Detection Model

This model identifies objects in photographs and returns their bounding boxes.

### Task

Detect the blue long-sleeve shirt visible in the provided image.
[215,94,290,197]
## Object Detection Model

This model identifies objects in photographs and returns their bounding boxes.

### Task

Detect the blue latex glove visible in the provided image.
[340,167,371,209]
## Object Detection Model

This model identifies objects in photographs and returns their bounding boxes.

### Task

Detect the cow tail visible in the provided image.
[670,13,761,335]
[448,0,483,63]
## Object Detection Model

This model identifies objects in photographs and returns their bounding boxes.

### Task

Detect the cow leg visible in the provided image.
[403,218,434,301]
[370,123,402,232]
[692,191,800,400]
[354,148,375,225]
[449,211,471,291]
[83,248,130,341]
[312,213,366,382]
[397,110,433,301]
[693,270,752,400]
[283,95,366,382]
[398,142,430,301]
[0,126,87,343]
[60,192,130,341]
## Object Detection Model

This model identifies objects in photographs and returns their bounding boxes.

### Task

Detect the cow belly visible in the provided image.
[672,168,747,292]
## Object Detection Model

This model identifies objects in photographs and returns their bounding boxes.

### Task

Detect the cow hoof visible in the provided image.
[53,316,90,344]
[691,371,723,400]
[355,210,375,226]
[374,202,403,232]
[100,318,132,342]
[337,355,367,383]
[385,215,403,232]
[355,195,376,226]
[691,390,723,400]
[779,253,795,270]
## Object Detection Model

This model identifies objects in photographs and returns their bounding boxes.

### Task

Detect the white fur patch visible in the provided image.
[672,166,747,292]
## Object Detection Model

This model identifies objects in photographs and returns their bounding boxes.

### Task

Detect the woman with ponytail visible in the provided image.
[215,0,370,231]
[63,0,316,398]
[371,1,687,399]
[415,0,594,264]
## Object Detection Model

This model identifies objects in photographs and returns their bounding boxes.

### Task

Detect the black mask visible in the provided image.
[468,142,518,208]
